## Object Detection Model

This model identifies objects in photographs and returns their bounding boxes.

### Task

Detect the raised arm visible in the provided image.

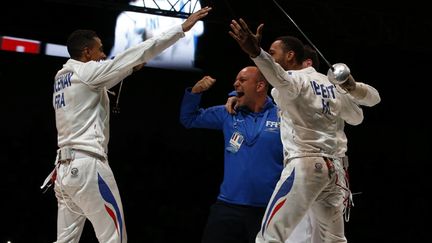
[228,18,263,58]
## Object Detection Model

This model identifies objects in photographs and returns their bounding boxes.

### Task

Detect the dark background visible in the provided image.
[1,0,431,242]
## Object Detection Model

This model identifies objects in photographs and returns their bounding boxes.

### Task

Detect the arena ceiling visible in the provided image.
[2,0,430,53]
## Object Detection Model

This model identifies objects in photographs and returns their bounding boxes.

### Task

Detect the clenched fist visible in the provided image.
[191,75,216,94]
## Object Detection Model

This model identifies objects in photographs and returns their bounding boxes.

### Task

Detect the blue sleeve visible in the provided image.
[179,88,228,130]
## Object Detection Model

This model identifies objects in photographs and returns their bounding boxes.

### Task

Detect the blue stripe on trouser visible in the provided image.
[98,173,124,242]
[261,168,295,236]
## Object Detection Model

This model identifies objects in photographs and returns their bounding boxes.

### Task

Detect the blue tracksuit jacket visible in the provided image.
[180,88,283,207]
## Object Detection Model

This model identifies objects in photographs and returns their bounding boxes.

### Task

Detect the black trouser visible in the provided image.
[201,200,266,243]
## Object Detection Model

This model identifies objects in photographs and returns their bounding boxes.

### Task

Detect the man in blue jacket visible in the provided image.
[180,66,283,243]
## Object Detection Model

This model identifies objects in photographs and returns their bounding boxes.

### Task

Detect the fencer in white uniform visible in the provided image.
[42,7,211,242]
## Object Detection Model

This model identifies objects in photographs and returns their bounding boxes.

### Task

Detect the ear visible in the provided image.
[256,81,266,92]
[82,47,91,59]
[285,50,295,62]
[303,59,312,68]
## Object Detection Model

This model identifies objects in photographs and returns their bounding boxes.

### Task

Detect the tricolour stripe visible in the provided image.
[261,168,295,236]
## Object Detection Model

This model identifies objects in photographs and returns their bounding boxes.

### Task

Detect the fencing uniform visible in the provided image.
[284,82,381,243]
[43,24,186,243]
[251,49,364,243]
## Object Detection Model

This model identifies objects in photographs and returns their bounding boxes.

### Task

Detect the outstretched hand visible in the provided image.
[182,6,212,32]
[191,75,216,94]
[229,18,263,58]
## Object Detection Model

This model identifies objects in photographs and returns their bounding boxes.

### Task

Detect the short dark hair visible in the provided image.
[66,29,98,59]
[304,44,320,70]
[275,36,305,64]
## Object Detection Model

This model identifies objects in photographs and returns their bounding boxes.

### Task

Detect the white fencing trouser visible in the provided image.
[285,156,351,243]
[257,157,348,243]
[53,149,126,243]
[284,210,313,243]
